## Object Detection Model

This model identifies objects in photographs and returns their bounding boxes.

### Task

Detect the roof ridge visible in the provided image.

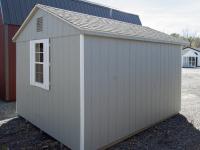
[79,0,139,17]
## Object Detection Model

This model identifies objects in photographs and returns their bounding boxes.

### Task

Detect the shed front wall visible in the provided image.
[84,35,181,149]
[16,9,81,150]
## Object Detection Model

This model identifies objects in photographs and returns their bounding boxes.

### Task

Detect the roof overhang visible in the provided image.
[13,6,39,42]
[82,30,189,46]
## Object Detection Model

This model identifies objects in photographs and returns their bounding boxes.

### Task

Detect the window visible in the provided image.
[30,39,49,90]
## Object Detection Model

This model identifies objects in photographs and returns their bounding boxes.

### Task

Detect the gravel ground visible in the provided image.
[0,100,16,120]
[0,68,200,149]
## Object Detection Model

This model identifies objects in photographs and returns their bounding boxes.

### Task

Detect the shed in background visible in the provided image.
[182,47,200,68]
[13,4,188,150]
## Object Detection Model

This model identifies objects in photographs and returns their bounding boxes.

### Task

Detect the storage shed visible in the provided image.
[0,0,141,101]
[13,4,188,150]
[182,47,200,68]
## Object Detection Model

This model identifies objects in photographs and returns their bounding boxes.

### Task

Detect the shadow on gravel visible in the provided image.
[0,117,70,150]
[109,114,200,150]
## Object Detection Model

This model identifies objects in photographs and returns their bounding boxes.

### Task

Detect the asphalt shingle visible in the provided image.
[37,4,188,45]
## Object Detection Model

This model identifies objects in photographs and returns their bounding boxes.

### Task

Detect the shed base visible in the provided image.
[99,113,179,150]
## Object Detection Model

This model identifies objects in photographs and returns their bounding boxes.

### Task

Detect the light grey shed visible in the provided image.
[13,4,188,150]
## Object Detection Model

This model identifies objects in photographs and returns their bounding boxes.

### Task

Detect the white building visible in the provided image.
[182,47,200,68]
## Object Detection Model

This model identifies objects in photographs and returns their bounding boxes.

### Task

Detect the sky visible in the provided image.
[88,0,200,36]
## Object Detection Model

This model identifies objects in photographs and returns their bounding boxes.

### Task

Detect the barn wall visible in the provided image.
[0,24,5,99]
[84,35,181,149]
[5,25,19,101]
[16,9,81,150]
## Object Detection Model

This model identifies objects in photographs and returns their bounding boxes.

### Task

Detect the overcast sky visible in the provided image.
[89,0,200,36]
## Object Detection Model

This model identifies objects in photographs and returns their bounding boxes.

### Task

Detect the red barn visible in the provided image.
[0,0,141,101]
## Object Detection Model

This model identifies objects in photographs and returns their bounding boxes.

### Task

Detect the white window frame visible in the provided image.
[30,39,49,90]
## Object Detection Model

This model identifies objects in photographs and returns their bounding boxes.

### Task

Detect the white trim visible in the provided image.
[80,34,85,150]
[30,39,50,90]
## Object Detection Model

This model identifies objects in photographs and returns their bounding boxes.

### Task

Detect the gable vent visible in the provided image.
[36,17,43,32]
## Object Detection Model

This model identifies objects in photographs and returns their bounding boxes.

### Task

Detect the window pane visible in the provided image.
[35,64,43,83]
[35,53,43,62]
[35,72,43,83]
[35,43,43,52]
[35,64,43,73]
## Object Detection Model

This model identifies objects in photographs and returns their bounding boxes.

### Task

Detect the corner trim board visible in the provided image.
[80,34,85,150]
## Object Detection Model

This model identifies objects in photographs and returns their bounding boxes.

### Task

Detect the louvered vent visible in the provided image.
[36,17,43,32]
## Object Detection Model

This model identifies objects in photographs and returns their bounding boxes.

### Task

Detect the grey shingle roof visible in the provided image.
[36,4,188,45]
[0,0,141,25]
[13,4,189,46]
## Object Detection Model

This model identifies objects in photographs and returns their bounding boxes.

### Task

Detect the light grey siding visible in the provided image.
[84,35,181,149]
[16,10,81,150]
[16,9,80,42]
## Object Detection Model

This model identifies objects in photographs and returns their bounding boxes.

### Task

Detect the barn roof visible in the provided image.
[0,0,141,25]
[13,4,189,46]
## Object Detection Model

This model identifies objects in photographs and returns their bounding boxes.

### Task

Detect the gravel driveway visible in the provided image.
[0,100,16,120]
[0,68,200,149]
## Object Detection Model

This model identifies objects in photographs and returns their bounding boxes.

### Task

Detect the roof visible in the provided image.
[182,47,200,55]
[183,47,200,52]
[0,0,141,25]
[13,4,189,46]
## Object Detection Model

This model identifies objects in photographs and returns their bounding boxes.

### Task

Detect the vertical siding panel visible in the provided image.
[130,41,136,132]
[108,40,118,142]
[146,43,152,126]
[172,46,176,114]
[156,44,161,121]
[162,44,168,118]
[118,40,130,136]
[159,44,164,120]
[167,44,171,117]
[84,39,93,150]
[150,43,155,123]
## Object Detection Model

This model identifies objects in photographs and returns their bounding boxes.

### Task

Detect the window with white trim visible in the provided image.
[30,39,49,90]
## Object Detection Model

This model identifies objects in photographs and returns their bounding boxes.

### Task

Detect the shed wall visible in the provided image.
[84,35,181,149]
[16,9,81,150]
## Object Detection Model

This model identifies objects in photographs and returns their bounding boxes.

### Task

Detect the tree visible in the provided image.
[170,33,180,38]
[170,30,200,48]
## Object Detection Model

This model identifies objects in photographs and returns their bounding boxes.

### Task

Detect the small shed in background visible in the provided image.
[13,4,188,150]
[182,47,200,68]
[0,0,141,101]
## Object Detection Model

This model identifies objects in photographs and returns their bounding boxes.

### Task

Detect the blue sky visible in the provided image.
[89,0,200,36]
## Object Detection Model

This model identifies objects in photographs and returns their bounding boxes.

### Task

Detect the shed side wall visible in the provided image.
[84,35,181,149]
[16,9,81,150]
